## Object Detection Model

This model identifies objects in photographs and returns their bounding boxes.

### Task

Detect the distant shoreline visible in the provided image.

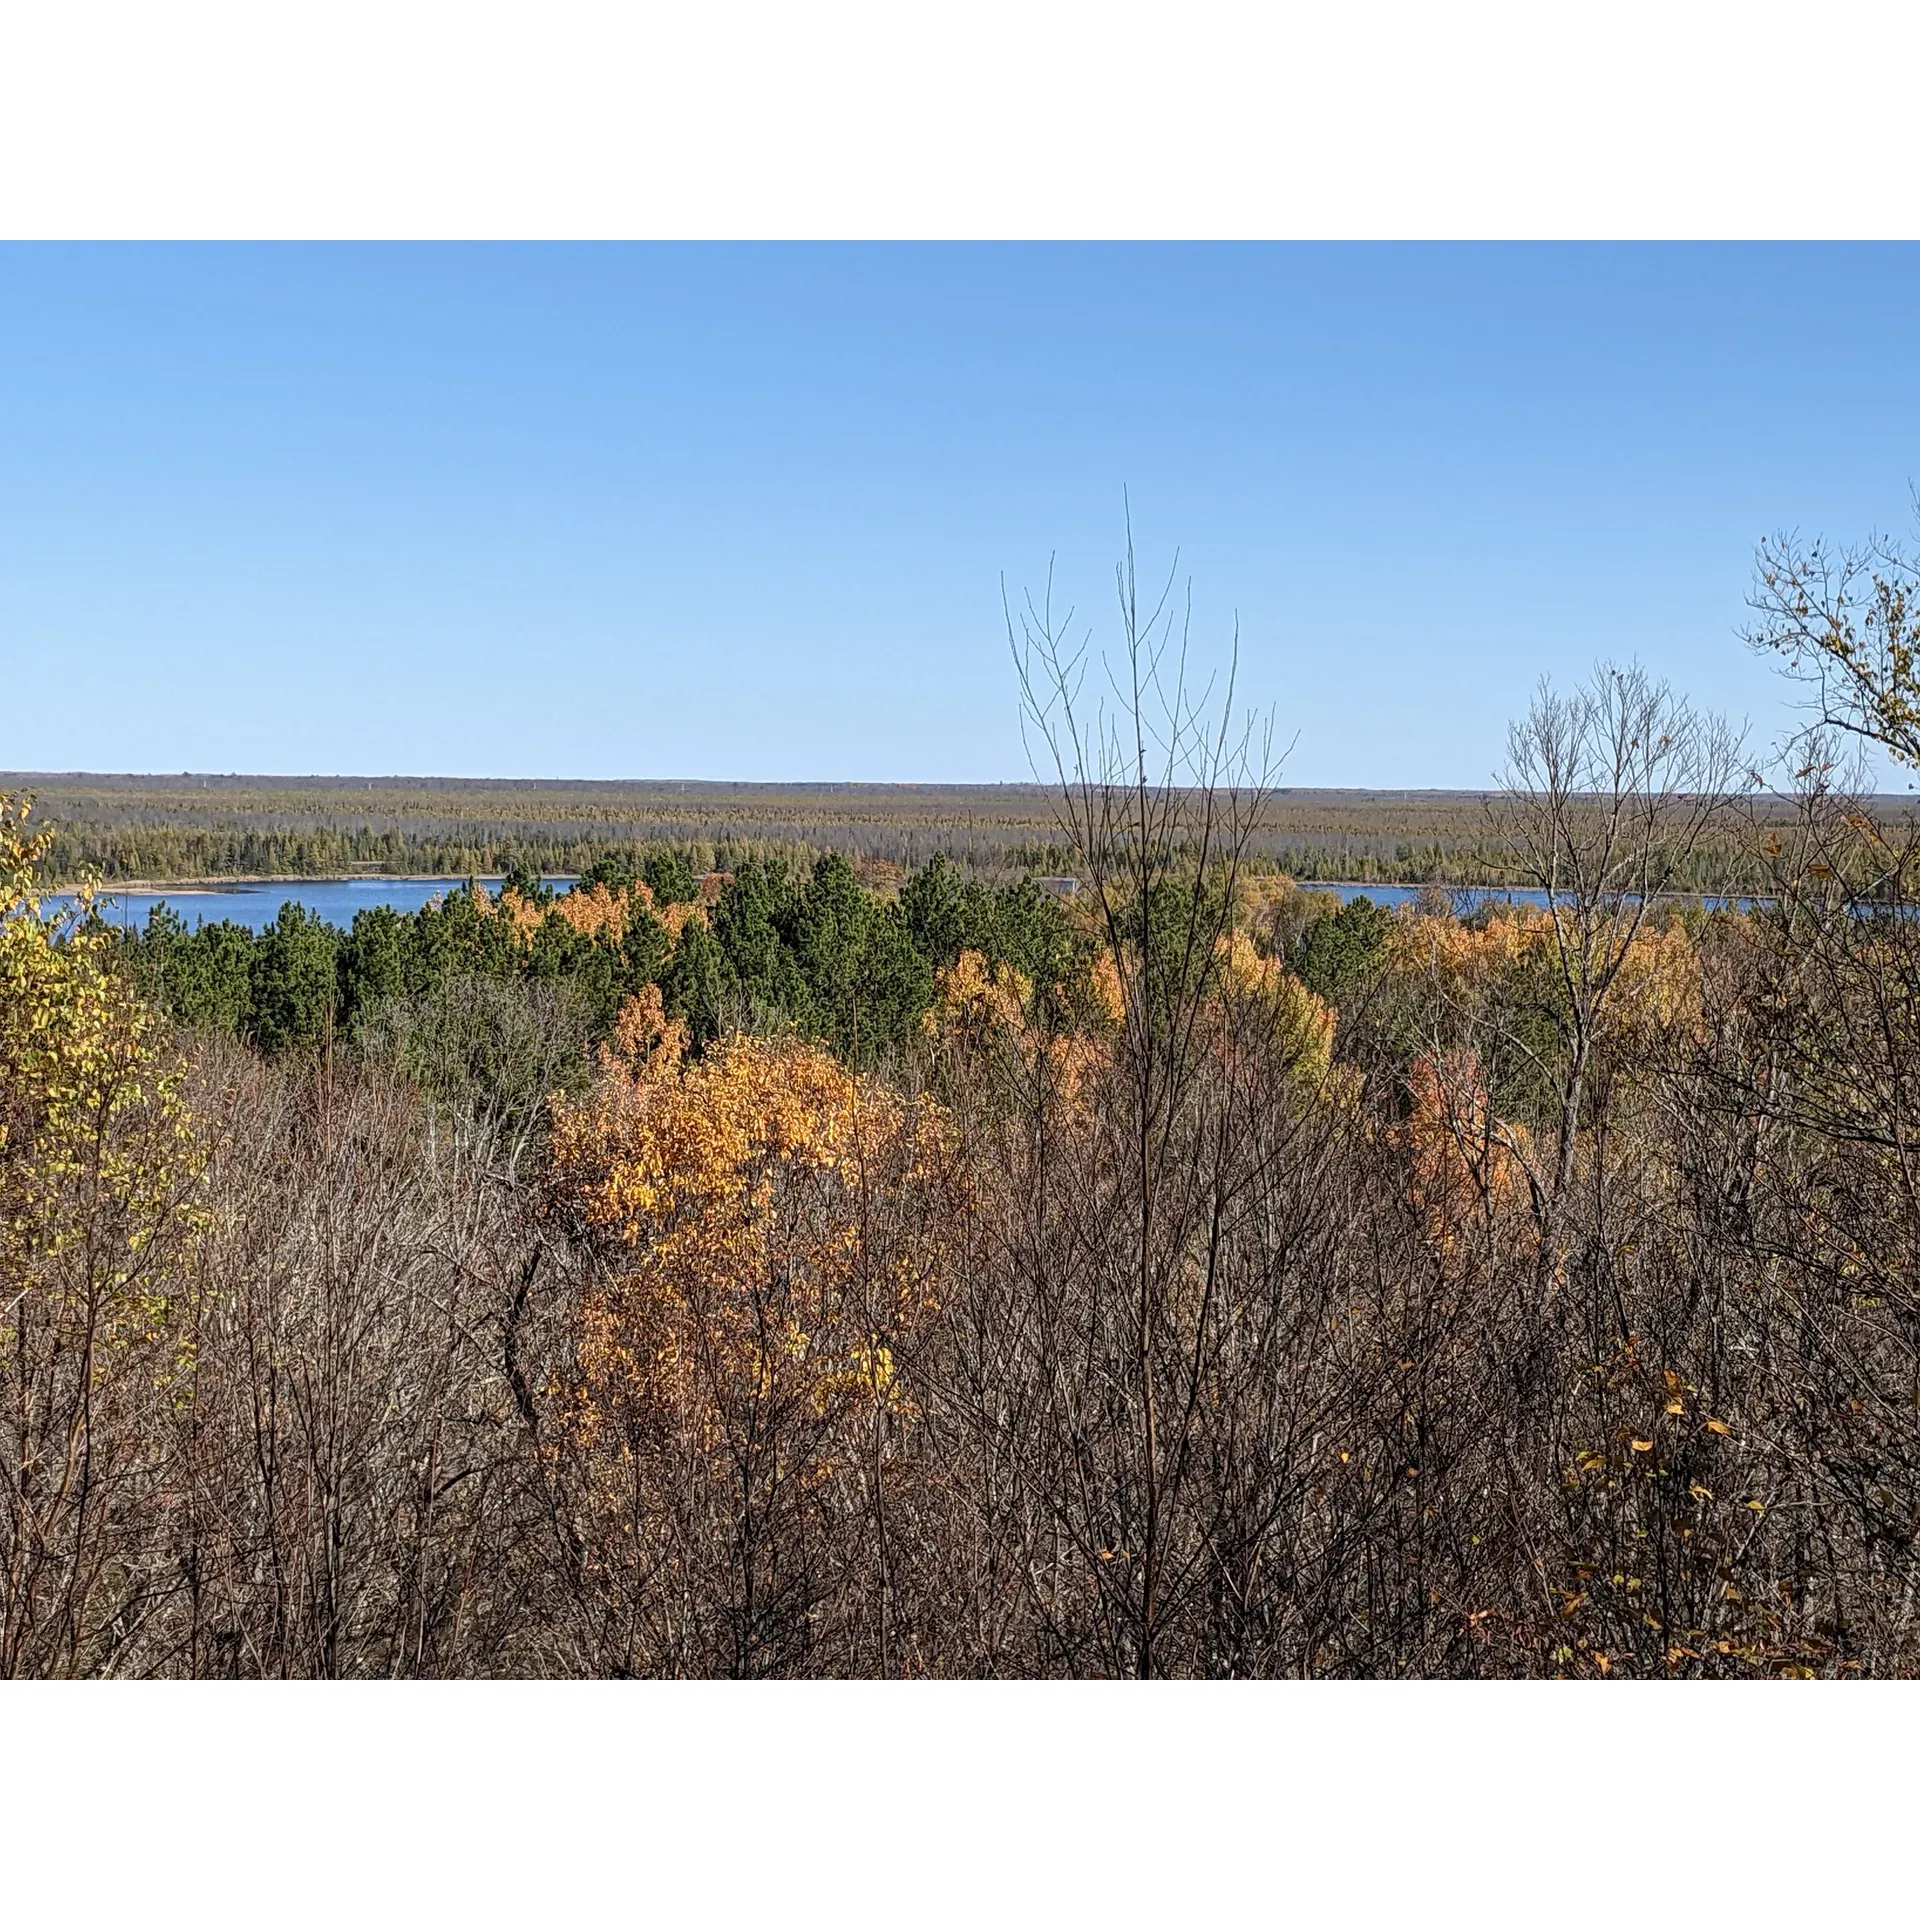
[61,871,1748,902]
[64,872,568,894]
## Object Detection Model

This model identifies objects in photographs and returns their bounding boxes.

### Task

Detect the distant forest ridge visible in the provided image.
[7,770,1887,891]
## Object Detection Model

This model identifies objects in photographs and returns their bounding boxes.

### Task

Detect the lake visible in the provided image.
[60,876,522,934]
[52,874,1759,935]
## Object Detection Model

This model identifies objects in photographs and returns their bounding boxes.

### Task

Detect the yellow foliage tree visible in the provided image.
[545,992,960,1671]
[0,795,205,1674]
[1216,928,1337,1086]
[1387,904,1703,1268]
[1,796,201,1342]
[922,947,1114,1116]
[1392,906,1704,1059]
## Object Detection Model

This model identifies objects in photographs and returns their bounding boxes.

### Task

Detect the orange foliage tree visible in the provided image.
[1394,1046,1534,1277]
[543,989,963,1673]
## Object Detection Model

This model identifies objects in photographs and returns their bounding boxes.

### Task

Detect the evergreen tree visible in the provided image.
[660,915,726,1047]
[136,905,256,1033]
[785,854,931,1066]
[641,846,700,906]
[900,852,970,971]
[339,904,408,1029]
[1295,895,1394,1004]
[502,858,552,907]
[247,901,339,1052]
[983,874,1073,988]
[711,857,805,1025]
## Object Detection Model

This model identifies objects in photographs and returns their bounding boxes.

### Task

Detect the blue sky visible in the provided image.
[3,243,1917,787]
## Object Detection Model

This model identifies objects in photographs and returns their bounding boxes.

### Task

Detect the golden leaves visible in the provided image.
[551,880,639,944]
[1,792,204,1368]
[925,948,1032,1043]
[1216,930,1337,1086]
[606,986,688,1081]
[1088,950,1126,1026]
[1390,904,1705,1047]
[924,948,1115,1114]
[549,1025,957,1472]
[659,898,707,940]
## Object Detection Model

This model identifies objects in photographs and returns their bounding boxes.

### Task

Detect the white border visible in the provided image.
[2,1,1917,239]
[3,3,1915,1904]
[1,1679,1907,1912]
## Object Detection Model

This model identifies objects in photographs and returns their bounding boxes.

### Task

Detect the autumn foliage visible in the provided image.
[14,723,1920,1679]
[543,988,960,1672]
[0,798,204,1674]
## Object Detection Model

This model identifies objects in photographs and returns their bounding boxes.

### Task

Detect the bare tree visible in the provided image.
[994,515,1319,1676]
[1492,662,1747,1249]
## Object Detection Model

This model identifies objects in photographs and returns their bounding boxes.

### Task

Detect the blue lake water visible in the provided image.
[52,874,1760,935]
[62,877,518,934]
[1314,884,1768,914]
[1316,884,1766,913]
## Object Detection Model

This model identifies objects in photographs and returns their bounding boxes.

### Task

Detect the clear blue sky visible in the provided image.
[4,244,1917,787]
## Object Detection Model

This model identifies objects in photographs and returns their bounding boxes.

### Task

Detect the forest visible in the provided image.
[6,516,1920,1678]
[16,768,1800,893]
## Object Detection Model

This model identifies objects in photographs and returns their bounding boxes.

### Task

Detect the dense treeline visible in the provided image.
[21,774,1803,891]
[118,845,1075,1074]
[10,518,1920,1678]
